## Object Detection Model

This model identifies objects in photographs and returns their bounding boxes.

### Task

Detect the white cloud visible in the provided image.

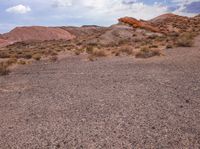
[49,0,198,21]
[171,0,199,17]
[172,0,200,4]
[6,4,31,14]
[51,0,168,20]
[80,1,168,20]
[52,0,72,7]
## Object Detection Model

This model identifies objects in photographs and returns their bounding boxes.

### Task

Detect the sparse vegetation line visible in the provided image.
[0,13,199,74]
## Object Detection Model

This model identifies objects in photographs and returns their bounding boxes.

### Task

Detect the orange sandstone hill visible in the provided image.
[118,17,161,33]
[2,26,75,43]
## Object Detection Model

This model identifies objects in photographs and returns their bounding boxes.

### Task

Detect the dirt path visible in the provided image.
[0,36,200,149]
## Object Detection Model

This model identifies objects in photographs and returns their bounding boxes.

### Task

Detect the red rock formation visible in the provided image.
[119,14,200,35]
[118,17,161,33]
[2,26,75,43]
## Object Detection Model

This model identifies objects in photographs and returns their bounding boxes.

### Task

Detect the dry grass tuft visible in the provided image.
[115,52,120,56]
[75,50,81,55]
[86,46,94,54]
[23,53,33,59]
[0,51,10,58]
[136,47,162,58]
[7,58,17,65]
[49,56,58,62]
[32,54,42,61]
[92,49,107,57]
[88,55,96,61]
[18,60,26,65]
[50,51,58,56]
[176,32,194,47]
[166,44,173,49]
[119,46,133,55]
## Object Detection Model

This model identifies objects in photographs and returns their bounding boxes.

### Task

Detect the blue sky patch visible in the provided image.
[0,0,199,33]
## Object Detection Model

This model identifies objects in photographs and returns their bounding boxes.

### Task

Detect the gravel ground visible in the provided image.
[0,36,200,149]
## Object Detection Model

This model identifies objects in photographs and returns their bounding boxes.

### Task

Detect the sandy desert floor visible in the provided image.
[0,36,200,148]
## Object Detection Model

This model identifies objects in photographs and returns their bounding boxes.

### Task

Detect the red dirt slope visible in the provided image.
[150,13,200,33]
[0,38,10,47]
[2,26,75,43]
[149,13,181,23]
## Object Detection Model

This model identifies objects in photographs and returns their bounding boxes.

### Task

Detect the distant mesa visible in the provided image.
[81,25,102,28]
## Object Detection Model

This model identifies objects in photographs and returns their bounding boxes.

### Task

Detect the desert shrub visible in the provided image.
[0,62,10,76]
[155,36,167,42]
[88,55,96,61]
[147,34,158,39]
[176,32,194,47]
[166,44,173,49]
[17,51,23,55]
[133,38,141,43]
[62,44,69,48]
[74,48,84,55]
[50,51,58,56]
[7,58,17,65]
[119,46,133,55]
[23,53,32,59]
[118,39,131,45]
[56,49,62,52]
[140,40,152,47]
[9,53,18,59]
[92,49,107,57]
[169,32,179,38]
[39,47,46,50]
[32,54,41,61]
[18,60,26,65]
[87,42,98,47]
[115,52,120,56]
[149,45,158,48]
[49,56,58,62]
[86,46,94,54]
[75,50,81,55]
[0,51,10,58]
[136,47,161,58]
[132,33,137,37]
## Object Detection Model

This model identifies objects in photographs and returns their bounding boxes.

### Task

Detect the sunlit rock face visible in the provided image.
[118,17,161,33]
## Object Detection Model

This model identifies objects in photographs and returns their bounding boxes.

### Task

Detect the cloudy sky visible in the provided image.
[0,0,199,33]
